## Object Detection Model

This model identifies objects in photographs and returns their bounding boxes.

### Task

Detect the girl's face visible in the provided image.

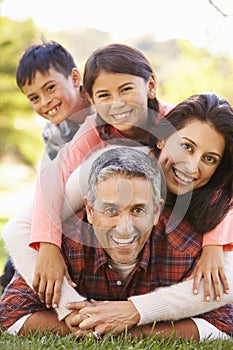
[158,120,225,195]
[88,71,156,138]
[22,67,81,125]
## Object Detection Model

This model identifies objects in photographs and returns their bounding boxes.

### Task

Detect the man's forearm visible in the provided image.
[129,252,233,325]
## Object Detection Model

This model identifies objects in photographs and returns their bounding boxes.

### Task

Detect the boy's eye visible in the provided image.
[29,96,38,103]
[47,84,55,92]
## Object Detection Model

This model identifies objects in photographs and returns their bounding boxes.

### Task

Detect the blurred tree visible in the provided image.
[0,16,44,167]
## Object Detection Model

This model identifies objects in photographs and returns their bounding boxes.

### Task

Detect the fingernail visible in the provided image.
[53,303,58,308]
[216,296,220,302]
[226,289,230,294]
[193,289,198,294]
[206,296,210,302]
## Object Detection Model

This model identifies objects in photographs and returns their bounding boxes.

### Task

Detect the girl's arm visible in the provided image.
[192,209,233,299]
[29,115,105,306]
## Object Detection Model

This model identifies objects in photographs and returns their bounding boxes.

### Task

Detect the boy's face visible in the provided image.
[22,67,81,125]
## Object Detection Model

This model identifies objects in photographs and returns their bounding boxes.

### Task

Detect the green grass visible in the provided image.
[0,331,232,350]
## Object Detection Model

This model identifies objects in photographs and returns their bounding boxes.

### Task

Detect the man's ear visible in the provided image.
[153,199,164,226]
[71,67,82,87]
[84,197,94,224]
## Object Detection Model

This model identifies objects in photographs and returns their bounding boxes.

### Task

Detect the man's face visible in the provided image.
[85,174,160,264]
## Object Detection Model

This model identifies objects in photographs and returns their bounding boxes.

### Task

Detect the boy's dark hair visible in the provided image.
[16,40,76,90]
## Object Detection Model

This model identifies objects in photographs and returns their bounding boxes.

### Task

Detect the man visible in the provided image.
[0,147,232,341]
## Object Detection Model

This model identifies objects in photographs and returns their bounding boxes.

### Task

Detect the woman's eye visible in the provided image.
[181,143,192,152]
[205,155,217,164]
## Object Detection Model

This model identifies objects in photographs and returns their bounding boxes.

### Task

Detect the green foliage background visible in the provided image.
[1,15,233,167]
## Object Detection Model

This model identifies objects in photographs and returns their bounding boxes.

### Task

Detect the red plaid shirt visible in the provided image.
[0,207,232,335]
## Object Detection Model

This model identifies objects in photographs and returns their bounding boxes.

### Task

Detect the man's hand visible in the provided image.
[32,243,76,308]
[66,299,140,336]
[190,245,229,301]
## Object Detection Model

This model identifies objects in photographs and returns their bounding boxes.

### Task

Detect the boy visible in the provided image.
[0,40,91,289]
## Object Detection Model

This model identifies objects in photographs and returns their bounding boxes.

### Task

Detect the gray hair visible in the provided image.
[87,147,161,211]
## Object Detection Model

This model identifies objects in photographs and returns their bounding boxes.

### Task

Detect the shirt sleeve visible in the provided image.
[30,115,103,249]
[129,251,233,325]
[202,209,233,250]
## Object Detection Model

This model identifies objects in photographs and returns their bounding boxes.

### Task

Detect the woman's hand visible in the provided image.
[66,299,140,336]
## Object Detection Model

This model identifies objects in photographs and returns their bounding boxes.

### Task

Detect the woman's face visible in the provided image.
[158,120,225,195]
[88,71,156,138]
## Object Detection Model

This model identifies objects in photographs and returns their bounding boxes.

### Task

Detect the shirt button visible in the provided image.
[116,280,122,286]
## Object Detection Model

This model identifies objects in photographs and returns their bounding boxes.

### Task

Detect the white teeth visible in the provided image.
[112,236,135,246]
[112,112,130,120]
[47,107,58,115]
[174,168,194,183]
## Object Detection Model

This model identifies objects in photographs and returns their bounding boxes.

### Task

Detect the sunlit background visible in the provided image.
[1,0,233,270]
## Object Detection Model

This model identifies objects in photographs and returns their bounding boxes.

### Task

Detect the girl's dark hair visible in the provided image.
[157,92,233,233]
[83,43,159,114]
[16,40,76,90]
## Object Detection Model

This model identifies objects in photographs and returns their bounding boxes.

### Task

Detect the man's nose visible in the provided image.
[116,214,134,234]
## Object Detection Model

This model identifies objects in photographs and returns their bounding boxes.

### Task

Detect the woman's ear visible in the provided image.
[84,197,94,224]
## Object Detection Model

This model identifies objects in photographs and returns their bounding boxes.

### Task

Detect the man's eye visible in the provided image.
[105,207,117,214]
[132,207,145,215]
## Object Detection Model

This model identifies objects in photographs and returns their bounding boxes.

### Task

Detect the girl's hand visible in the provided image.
[191,245,229,301]
[32,243,76,308]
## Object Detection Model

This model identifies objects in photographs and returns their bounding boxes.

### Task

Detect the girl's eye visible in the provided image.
[96,93,109,99]
[121,86,133,93]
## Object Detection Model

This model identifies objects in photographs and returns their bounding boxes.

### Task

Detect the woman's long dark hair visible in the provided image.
[156,93,233,233]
